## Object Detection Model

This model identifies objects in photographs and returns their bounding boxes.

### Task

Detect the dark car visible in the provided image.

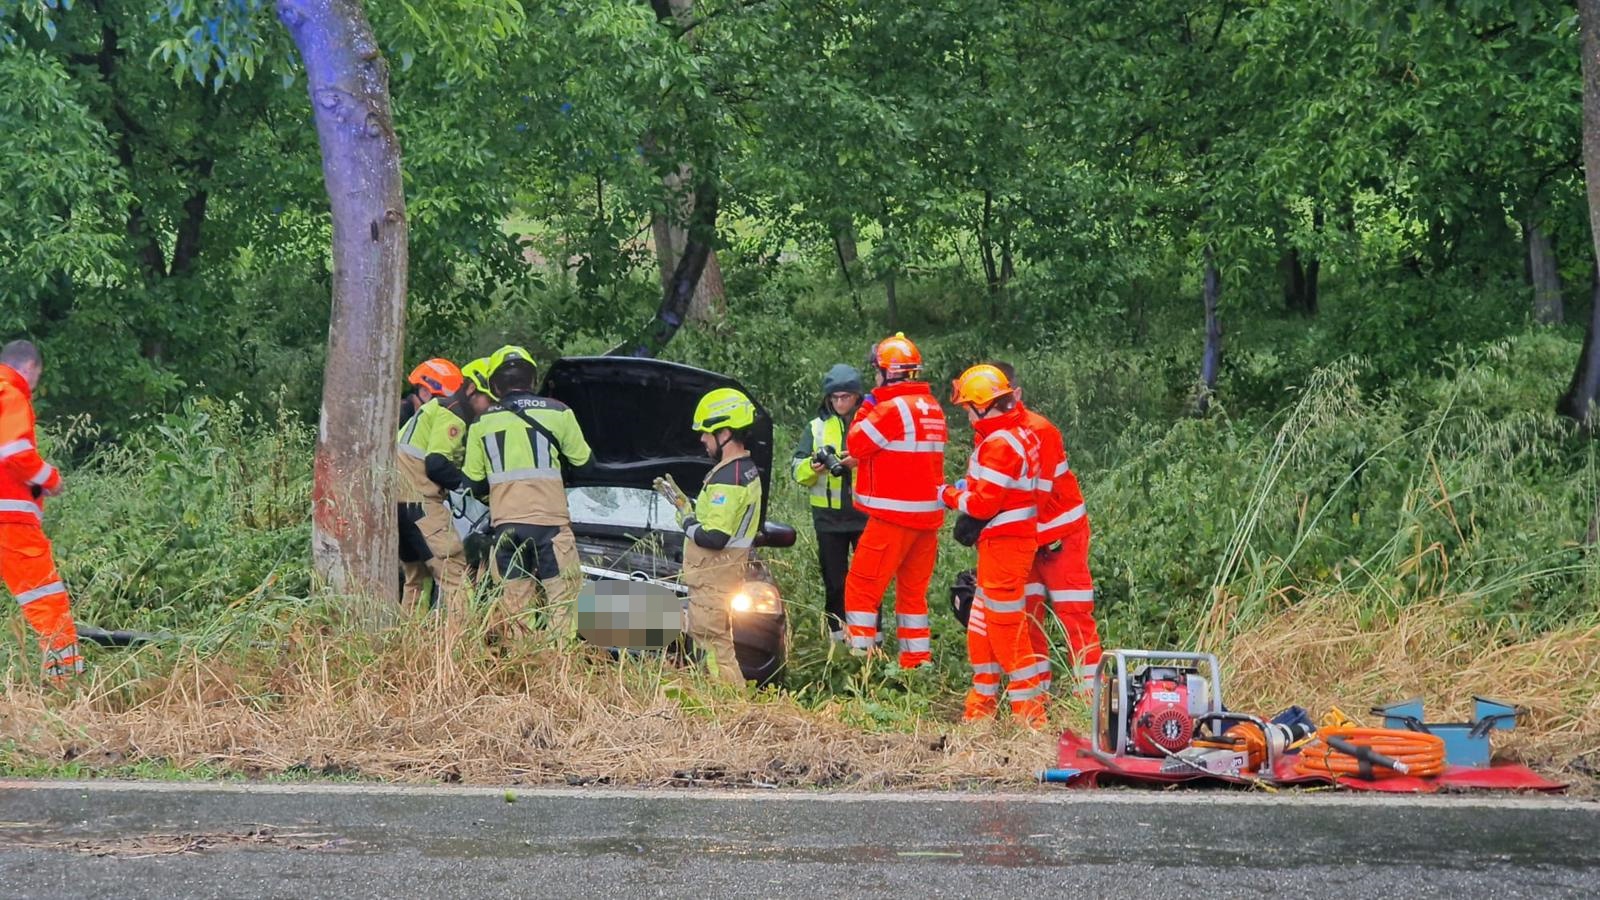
[534,356,795,685]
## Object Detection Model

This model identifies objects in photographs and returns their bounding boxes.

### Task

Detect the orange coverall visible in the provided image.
[0,365,82,680]
[942,408,1047,727]
[843,381,948,668]
[1019,404,1100,695]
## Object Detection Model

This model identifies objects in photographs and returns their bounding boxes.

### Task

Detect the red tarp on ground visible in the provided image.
[1055,730,1566,793]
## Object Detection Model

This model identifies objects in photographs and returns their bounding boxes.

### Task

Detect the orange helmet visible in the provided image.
[408,358,463,396]
[874,332,922,378]
[950,364,1013,409]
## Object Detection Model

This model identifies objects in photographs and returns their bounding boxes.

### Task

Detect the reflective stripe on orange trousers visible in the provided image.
[843,517,938,667]
[966,533,1046,726]
[1026,529,1101,692]
[0,522,81,676]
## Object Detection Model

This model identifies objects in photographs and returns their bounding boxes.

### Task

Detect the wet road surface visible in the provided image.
[1,780,1596,898]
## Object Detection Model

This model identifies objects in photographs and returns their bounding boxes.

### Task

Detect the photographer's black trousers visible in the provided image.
[817,527,863,641]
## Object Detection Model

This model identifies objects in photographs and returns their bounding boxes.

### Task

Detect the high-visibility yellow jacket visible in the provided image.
[682,454,763,597]
[463,391,592,527]
[397,396,471,503]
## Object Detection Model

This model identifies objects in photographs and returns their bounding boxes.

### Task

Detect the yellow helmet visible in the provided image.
[950,364,1013,409]
[488,344,534,374]
[692,388,757,433]
[462,357,496,399]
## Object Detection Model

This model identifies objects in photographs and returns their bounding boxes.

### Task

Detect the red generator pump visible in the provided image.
[1130,667,1196,756]
[1092,650,1224,761]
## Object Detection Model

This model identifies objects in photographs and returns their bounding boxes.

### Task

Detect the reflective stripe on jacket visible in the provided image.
[791,412,868,534]
[396,397,469,502]
[941,407,1041,541]
[463,391,592,527]
[794,416,847,509]
[1021,404,1089,544]
[0,366,59,525]
[846,381,947,530]
[682,456,764,596]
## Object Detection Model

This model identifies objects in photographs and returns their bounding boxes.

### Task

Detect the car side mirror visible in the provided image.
[754,520,797,549]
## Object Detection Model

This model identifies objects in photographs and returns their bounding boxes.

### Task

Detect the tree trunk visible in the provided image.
[612,177,719,358]
[833,219,858,272]
[1559,276,1600,425]
[1566,0,1600,428]
[645,0,723,325]
[980,190,1000,298]
[833,232,856,290]
[651,211,676,289]
[832,220,862,318]
[689,244,725,322]
[1196,250,1223,416]
[1281,247,1319,317]
[1280,249,1305,313]
[1523,218,1565,325]
[1304,255,1320,316]
[885,265,899,331]
[650,179,725,323]
[278,0,407,616]
[170,158,214,276]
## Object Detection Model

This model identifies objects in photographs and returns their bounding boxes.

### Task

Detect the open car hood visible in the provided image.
[540,356,775,503]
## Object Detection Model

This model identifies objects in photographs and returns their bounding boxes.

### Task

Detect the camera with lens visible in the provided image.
[812,445,848,478]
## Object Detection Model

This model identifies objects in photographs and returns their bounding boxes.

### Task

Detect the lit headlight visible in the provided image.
[728,581,782,615]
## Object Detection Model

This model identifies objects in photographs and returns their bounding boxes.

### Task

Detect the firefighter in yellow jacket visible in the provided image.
[396,362,485,621]
[463,346,593,638]
[679,388,764,687]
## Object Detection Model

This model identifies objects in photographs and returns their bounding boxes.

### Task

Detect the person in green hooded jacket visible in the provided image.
[791,364,868,642]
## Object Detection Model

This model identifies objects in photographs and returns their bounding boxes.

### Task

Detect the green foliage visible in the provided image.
[19,282,1592,718]
[1,1,1597,725]
[46,396,314,630]
[0,47,127,314]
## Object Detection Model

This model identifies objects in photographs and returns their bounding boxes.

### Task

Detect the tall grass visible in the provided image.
[3,294,1597,784]
[1,600,1055,787]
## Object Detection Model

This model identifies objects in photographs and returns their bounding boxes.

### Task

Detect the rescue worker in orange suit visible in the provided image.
[0,340,83,682]
[842,333,947,668]
[942,365,1047,728]
[992,361,1102,696]
[396,360,483,623]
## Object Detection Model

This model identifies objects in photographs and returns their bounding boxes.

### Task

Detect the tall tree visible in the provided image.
[276,0,406,611]
[1564,0,1600,428]
[645,0,725,325]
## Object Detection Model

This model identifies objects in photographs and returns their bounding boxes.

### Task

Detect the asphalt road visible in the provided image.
[0,780,1596,898]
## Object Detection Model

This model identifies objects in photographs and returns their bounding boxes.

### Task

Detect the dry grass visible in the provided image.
[0,617,1057,789]
[1213,591,1600,785]
[4,592,1597,790]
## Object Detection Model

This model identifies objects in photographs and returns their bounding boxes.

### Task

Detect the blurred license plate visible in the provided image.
[576,580,683,649]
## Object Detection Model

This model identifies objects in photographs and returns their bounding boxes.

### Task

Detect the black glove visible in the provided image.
[952,513,990,547]
[949,569,977,628]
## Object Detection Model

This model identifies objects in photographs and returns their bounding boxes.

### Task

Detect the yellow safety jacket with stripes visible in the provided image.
[396,396,471,503]
[791,412,868,533]
[462,391,592,527]
[681,454,763,597]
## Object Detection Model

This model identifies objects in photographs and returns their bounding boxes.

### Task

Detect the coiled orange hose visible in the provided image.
[1294,726,1447,779]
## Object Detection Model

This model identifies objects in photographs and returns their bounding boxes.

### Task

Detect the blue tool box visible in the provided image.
[1371,697,1520,768]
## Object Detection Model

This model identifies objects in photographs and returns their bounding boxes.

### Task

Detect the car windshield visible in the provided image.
[567,485,684,533]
